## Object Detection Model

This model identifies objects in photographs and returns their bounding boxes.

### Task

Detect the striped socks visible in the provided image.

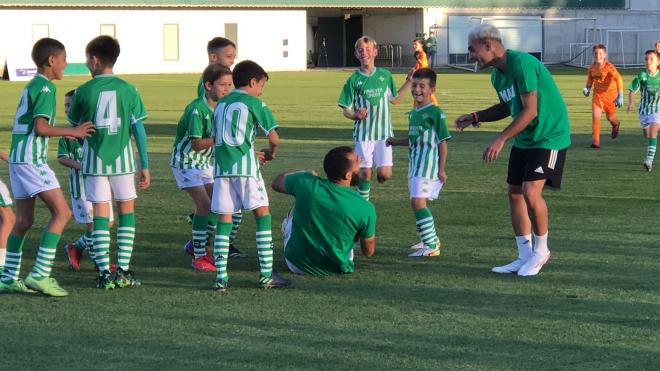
[0,234,25,283]
[213,221,232,283]
[117,213,136,271]
[415,208,438,249]
[30,231,61,280]
[255,214,273,279]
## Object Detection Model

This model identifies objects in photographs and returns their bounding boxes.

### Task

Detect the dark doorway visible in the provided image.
[344,16,363,67]
[316,17,343,67]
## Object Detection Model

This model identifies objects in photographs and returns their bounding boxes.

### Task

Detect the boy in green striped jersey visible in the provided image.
[338,36,412,201]
[58,89,114,272]
[172,63,242,271]
[211,60,291,292]
[0,152,16,278]
[197,37,236,98]
[387,68,450,257]
[67,36,150,290]
[627,50,660,171]
[0,38,94,296]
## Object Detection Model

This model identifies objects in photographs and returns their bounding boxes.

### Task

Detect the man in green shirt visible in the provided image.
[455,24,571,277]
[271,146,377,276]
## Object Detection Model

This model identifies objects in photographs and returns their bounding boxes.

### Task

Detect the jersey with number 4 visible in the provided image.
[9,74,56,165]
[213,90,278,179]
[67,75,147,176]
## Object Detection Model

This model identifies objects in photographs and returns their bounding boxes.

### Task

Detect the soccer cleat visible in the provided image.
[191,256,215,271]
[183,240,194,256]
[24,275,69,297]
[66,243,83,272]
[611,123,620,139]
[114,268,141,288]
[408,246,440,257]
[409,241,425,249]
[97,271,115,290]
[491,258,527,274]
[517,251,551,277]
[591,141,600,149]
[643,160,653,172]
[259,271,292,289]
[213,280,229,294]
[0,279,37,294]
[228,244,248,258]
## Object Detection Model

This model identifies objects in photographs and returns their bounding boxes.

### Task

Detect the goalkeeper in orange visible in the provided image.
[583,44,624,148]
[413,38,438,105]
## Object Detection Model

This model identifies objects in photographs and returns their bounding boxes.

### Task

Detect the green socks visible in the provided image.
[192,214,209,259]
[230,212,243,243]
[30,231,62,280]
[647,137,657,163]
[415,208,438,249]
[358,178,371,201]
[0,234,25,283]
[117,213,136,271]
[93,216,111,274]
[213,221,233,282]
[255,214,273,279]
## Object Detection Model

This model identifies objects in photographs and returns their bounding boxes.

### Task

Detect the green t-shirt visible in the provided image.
[283,172,376,276]
[197,76,205,99]
[629,70,660,115]
[57,137,85,199]
[408,103,451,180]
[9,74,56,165]
[491,50,571,150]
[338,68,398,142]
[425,37,437,53]
[213,89,278,178]
[171,96,214,170]
[67,74,148,176]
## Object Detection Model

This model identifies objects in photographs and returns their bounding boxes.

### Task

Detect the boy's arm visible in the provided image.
[342,106,367,121]
[438,140,448,183]
[0,152,8,162]
[584,71,593,96]
[190,138,214,151]
[390,71,414,105]
[360,236,376,257]
[34,117,94,138]
[57,156,82,170]
[261,129,280,163]
[627,90,634,113]
[131,121,150,189]
[386,137,408,147]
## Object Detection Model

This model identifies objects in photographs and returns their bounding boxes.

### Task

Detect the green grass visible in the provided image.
[0,69,659,370]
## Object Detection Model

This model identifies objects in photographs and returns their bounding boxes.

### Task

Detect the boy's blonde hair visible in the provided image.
[354,36,377,50]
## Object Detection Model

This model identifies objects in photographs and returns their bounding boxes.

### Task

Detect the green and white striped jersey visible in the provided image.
[67,75,148,176]
[629,70,660,115]
[171,96,214,170]
[9,74,56,165]
[57,137,85,199]
[407,103,451,180]
[338,68,398,142]
[213,90,278,178]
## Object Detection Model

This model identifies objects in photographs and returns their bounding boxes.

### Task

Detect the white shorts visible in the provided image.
[71,197,115,224]
[85,174,137,203]
[355,140,393,168]
[0,179,13,206]
[211,177,269,214]
[171,167,214,190]
[9,163,60,199]
[639,113,660,128]
[408,177,444,200]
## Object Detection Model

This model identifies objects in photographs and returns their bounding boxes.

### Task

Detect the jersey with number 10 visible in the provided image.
[9,74,56,165]
[67,75,147,176]
[338,68,398,142]
[213,90,278,179]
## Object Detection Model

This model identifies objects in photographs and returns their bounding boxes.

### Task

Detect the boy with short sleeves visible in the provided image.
[0,38,94,296]
[67,35,150,289]
[627,50,660,171]
[387,68,450,257]
[211,60,290,292]
[338,36,411,201]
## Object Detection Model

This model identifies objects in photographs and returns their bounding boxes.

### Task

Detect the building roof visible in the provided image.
[0,0,626,9]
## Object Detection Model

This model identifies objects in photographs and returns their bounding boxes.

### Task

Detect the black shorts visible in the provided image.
[507,147,567,189]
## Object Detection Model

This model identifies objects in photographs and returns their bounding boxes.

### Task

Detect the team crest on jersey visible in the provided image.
[498,85,516,102]
[357,80,364,86]
[41,86,51,93]
[422,113,429,119]
[379,76,385,82]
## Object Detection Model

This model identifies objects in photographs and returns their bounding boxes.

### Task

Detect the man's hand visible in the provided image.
[483,136,506,163]
[614,92,624,108]
[583,87,590,97]
[138,168,151,190]
[455,114,478,132]
[72,122,95,138]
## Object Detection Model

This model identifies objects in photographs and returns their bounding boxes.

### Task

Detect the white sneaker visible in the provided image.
[643,160,653,172]
[491,258,527,274]
[517,251,551,276]
[408,246,440,257]
[409,241,425,249]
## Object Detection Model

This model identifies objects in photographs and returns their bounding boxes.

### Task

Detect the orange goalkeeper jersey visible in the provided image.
[587,61,623,97]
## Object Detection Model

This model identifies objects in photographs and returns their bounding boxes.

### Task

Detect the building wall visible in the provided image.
[0,9,306,76]
[423,7,660,66]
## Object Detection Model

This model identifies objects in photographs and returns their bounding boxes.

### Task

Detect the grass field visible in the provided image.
[0,68,659,370]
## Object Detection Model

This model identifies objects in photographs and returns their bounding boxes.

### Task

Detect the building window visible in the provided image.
[163,24,179,61]
[224,23,238,47]
[283,39,288,46]
[100,24,116,37]
[32,24,49,43]
[283,51,288,58]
